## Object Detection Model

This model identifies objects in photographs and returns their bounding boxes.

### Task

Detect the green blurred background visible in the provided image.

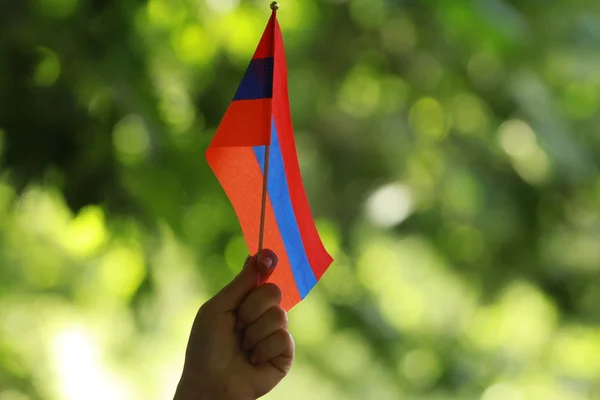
[1,0,600,399]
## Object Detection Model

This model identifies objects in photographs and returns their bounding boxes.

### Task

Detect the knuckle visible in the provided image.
[272,306,288,326]
[278,328,290,341]
[236,307,251,324]
[262,283,282,301]
[278,328,294,346]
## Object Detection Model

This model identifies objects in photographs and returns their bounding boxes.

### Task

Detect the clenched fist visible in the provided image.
[174,250,294,400]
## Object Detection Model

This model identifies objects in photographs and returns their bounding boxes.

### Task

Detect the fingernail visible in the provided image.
[262,256,273,270]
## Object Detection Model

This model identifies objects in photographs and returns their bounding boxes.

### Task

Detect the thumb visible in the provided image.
[212,249,278,311]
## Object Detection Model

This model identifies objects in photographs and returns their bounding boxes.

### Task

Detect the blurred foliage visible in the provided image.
[1,0,600,399]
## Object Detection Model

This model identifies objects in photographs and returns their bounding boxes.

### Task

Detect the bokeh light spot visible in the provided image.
[365,183,414,228]
[215,10,263,65]
[34,47,61,87]
[497,119,552,184]
[401,348,442,389]
[513,149,552,185]
[321,330,372,379]
[349,0,387,29]
[16,186,71,239]
[182,201,230,245]
[274,0,317,32]
[61,206,107,258]
[468,51,504,88]
[224,235,248,274]
[409,97,447,140]
[315,218,340,257]
[113,114,150,165]
[52,325,131,400]
[551,325,600,379]
[146,0,183,28]
[451,93,490,136]
[357,239,424,331]
[498,119,537,160]
[465,281,557,359]
[205,0,240,15]
[99,244,146,301]
[337,66,381,117]
[542,228,600,272]
[380,14,417,54]
[159,85,196,137]
[173,24,216,65]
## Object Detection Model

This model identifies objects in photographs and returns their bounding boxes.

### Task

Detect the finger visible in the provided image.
[241,306,288,351]
[236,283,282,330]
[250,329,294,365]
[257,249,278,285]
[211,249,278,312]
[210,256,257,311]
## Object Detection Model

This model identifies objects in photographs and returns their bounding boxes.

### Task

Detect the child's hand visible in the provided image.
[174,249,293,400]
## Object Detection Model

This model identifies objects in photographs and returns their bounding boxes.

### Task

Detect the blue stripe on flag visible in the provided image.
[253,119,317,298]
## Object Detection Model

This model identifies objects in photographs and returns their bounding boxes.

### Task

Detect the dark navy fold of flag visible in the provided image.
[205,6,333,310]
[233,57,274,101]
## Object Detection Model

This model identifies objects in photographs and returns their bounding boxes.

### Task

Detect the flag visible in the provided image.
[205,9,333,311]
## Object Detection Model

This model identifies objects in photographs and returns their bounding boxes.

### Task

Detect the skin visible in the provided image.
[174,249,294,400]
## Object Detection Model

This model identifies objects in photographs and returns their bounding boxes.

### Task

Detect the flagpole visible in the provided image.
[258,1,279,252]
[258,150,270,251]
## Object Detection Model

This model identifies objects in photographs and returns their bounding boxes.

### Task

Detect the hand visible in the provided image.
[174,249,294,400]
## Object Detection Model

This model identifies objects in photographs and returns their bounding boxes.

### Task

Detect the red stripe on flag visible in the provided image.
[272,18,333,280]
[206,145,302,310]
[209,99,272,148]
[252,12,276,60]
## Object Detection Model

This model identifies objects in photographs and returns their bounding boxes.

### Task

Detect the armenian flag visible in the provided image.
[205,5,333,310]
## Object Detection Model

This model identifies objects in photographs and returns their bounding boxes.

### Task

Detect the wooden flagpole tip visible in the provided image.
[270,1,279,11]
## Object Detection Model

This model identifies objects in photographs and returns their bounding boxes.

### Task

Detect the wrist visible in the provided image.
[173,377,202,400]
[174,379,213,400]
[174,374,253,400]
